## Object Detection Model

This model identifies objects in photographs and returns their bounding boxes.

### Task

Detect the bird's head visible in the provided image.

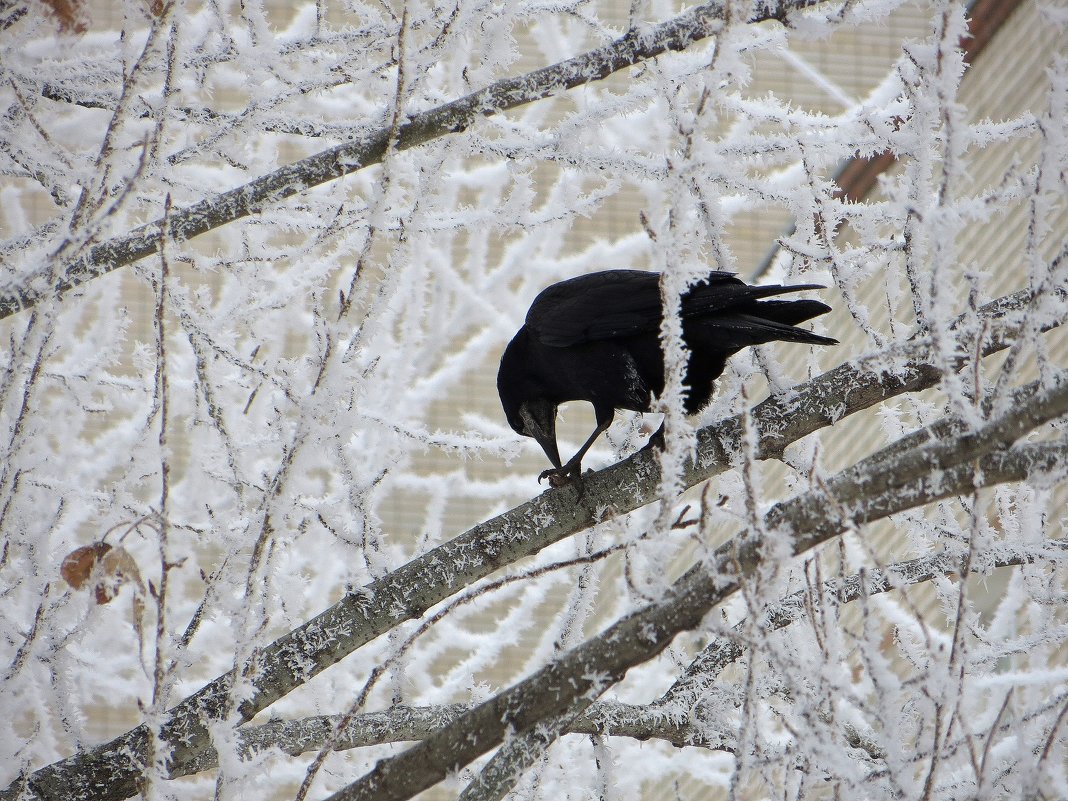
[498,333,562,469]
[510,397,561,469]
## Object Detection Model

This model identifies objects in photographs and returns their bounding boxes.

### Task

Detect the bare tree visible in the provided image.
[1,1,1065,800]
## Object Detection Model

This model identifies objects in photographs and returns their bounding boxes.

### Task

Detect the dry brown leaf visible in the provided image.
[99,544,146,603]
[38,0,88,33]
[60,542,146,604]
[60,542,112,591]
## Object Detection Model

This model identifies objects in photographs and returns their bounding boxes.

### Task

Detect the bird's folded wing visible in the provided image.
[526,270,828,347]
[526,270,663,346]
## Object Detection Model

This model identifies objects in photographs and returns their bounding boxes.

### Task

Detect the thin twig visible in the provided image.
[0,0,827,320]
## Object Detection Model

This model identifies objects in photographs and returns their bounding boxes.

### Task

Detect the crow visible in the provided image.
[497,269,837,486]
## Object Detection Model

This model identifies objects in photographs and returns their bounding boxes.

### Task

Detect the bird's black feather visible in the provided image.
[498,269,837,485]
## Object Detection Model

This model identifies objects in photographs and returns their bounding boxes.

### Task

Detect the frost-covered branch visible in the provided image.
[0,0,827,320]
[6,282,1064,801]
[3,2,1064,799]
[659,538,1068,711]
[127,535,1064,786]
[320,435,1066,801]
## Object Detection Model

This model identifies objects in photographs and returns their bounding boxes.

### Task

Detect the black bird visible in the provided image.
[497,269,837,486]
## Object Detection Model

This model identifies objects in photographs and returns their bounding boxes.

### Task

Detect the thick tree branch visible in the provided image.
[0,0,827,320]
[320,430,1066,801]
[156,538,1064,781]
[6,285,1062,801]
[455,711,576,801]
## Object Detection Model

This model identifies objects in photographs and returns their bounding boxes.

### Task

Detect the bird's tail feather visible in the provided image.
[691,312,838,349]
[754,298,834,327]
[683,281,828,318]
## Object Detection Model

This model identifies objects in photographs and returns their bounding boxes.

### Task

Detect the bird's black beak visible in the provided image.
[519,399,561,468]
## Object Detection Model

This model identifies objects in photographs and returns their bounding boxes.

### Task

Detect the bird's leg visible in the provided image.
[539,416,613,488]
